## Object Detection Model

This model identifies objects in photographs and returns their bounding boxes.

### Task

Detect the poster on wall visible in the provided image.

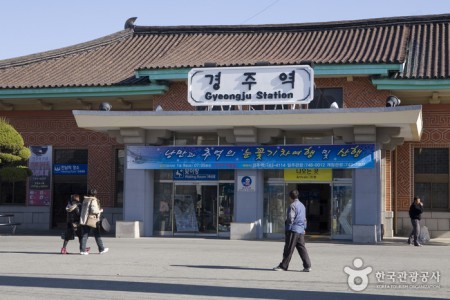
[28,145,52,206]
[238,175,256,192]
[173,194,199,232]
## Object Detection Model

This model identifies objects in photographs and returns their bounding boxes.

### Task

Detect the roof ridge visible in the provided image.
[0,29,133,69]
[133,13,450,34]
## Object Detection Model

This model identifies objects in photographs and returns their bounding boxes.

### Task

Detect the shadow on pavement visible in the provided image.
[172,264,272,271]
[0,275,442,300]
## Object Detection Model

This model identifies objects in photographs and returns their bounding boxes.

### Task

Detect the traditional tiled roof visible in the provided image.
[400,21,450,79]
[0,14,449,88]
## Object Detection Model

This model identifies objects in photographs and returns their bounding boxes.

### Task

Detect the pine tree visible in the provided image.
[0,118,31,200]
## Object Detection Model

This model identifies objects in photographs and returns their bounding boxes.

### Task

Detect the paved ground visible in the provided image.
[0,232,448,300]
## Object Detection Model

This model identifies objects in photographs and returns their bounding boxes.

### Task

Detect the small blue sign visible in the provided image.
[53,164,88,175]
[173,169,218,180]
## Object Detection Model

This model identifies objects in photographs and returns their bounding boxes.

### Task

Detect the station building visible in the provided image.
[1,14,449,242]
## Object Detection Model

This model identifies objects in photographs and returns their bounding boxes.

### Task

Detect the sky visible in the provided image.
[1,0,449,60]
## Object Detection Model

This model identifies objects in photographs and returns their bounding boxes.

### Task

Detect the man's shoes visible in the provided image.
[80,251,89,255]
[302,267,312,272]
[60,247,67,254]
[100,248,109,254]
[273,265,287,271]
[414,243,422,247]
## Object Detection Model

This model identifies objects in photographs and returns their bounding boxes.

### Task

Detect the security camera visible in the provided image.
[386,96,401,107]
[99,102,112,111]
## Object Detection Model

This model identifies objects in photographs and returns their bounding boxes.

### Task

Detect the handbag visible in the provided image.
[100,216,111,233]
[86,215,98,228]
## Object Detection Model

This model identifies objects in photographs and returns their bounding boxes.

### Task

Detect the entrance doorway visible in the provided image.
[52,149,88,229]
[52,175,87,228]
[173,183,234,236]
[288,183,331,235]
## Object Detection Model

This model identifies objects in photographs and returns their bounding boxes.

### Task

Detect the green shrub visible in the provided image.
[0,118,31,181]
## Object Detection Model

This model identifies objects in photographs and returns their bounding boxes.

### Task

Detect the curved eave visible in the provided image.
[73,105,423,142]
[136,64,404,81]
[372,78,450,90]
[0,84,169,99]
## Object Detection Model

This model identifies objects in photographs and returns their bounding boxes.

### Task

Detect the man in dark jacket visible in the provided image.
[408,196,423,247]
[273,189,311,272]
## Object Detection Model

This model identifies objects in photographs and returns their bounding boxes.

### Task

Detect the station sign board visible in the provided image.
[188,65,314,106]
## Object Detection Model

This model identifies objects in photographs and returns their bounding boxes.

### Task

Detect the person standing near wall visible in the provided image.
[408,196,423,247]
[79,188,109,255]
[273,189,312,272]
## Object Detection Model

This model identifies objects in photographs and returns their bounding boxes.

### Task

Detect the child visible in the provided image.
[61,194,89,254]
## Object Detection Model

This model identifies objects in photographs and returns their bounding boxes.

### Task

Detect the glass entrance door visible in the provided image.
[287,183,331,235]
[174,183,218,235]
[263,183,286,236]
[218,183,234,237]
[331,183,353,239]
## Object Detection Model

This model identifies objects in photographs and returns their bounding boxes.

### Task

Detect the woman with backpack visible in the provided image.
[79,188,109,255]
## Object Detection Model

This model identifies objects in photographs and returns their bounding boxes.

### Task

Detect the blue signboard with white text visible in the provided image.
[53,164,88,175]
[173,169,218,180]
[127,144,375,170]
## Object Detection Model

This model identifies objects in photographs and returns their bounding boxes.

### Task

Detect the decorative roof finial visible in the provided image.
[124,17,137,30]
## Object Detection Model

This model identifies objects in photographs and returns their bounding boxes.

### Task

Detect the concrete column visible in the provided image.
[352,146,382,243]
[383,211,394,238]
[123,165,154,237]
[232,169,264,239]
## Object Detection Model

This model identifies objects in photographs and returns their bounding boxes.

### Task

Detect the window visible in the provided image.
[155,170,173,180]
[0,180,26,205]
[54,149,88,164]
[333,169,353,179]
[308,88,343,109]
[414,148,449,210]
[219,169,234,180]
[264,169,284,180]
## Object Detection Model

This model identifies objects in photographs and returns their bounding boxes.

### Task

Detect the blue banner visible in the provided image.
[127,144,374,170]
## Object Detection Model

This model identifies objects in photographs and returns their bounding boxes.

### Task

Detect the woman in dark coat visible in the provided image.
[60,194,87,254]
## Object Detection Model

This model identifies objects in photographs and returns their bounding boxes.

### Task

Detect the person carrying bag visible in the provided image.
[79,188,109,255]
